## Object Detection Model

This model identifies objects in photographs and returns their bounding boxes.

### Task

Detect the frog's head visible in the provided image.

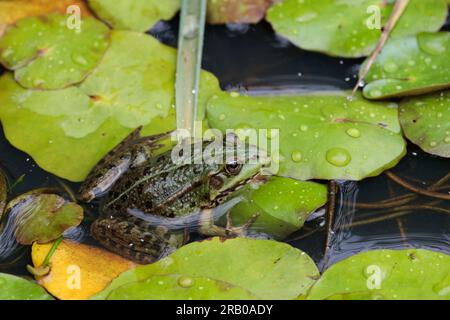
[207,137,269,202]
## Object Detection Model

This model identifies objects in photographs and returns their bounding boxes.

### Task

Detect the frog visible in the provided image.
[79,128,267,264]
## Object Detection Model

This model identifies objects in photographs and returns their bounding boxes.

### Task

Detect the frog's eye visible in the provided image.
[225,162,243,176]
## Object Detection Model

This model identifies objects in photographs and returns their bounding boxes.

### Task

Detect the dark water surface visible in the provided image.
[0,16,449,275]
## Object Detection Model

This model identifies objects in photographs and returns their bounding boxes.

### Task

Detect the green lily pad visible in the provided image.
[106,274,258,300]
[206,91,406,181]
[94,237,320,300]
[9,193,83,245]
[0,14,110,89]
[307,249,450,300]
[363,32,450,99]
[399,91,450,157]
[227,177,328,240]
[0,31,220,182]
[0,273,54,300]
[207,0,273,24]
[87,0,180,31]
[0,168,6,217]
[266,0,448,58]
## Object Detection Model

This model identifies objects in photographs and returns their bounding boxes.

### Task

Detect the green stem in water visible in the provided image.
[27,237,63,277]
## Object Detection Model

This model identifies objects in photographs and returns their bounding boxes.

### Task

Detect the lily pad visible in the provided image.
[399,91,450,157]
[207,0,273,24]
[0,14,110,89]
[206,91,406,181]
[0,168,6,216]
[87,0,180,31]
[0,31,220,181]
[94,237,320,300]
[266,0,448,58]
[0,273,53,300]
[228,177,328,239]
[363,32,450,99]
[10,193,83,245]
[106,274,258,300]
[0,0,91,36]
[307,249,450,300]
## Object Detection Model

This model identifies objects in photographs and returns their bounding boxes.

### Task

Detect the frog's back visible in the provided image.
[104,152,212,218]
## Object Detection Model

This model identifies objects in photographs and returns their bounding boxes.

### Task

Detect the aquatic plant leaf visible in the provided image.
[266,0,448,58]
[0,31,220,181]
[399,91,450,157]
[207,92,406,181]
[228,177,328,239]
[0,168,6,216]
[87,0,179,31]
[207,0,273,24]
[32,241,137,300]
[0,0,91,37]
[307,249,450,300]
[94,237,320,300]
[363,32,450,99]
[12,194,83,245]
[0,273,53,300]
[106,274,258,300]
[0,14,110,89]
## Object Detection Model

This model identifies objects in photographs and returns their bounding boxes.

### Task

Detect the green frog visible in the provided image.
[79,128,266,264]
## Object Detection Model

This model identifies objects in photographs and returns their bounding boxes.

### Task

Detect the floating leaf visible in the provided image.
[0,31,220,181]
[0,168,6,216]
[207,0,273,24]
[107,274,258,300]
[399,91,450,157]
[0,0,91,36]
[87,0,180,31]
[0,273,53,300]
[307,249,450,300]
[11,193,83,245]
[266,0,448,58]
[94,237,319,300]
[207,92,406,181]
[32,241,137,300]
[0,14,110,89]
[228,177,327,239]
[363,32,450,99]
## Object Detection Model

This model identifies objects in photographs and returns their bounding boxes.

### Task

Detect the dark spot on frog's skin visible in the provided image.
[209,176,224,190]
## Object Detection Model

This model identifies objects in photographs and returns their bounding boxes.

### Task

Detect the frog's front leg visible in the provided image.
[198,208,260,238]
[79,128,171,202]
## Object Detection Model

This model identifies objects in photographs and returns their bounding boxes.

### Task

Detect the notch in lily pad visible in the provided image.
[0,13,110,89]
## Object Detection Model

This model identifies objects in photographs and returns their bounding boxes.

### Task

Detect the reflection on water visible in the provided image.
[0,18,449,274]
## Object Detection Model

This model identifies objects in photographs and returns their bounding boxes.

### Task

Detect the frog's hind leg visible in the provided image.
[91,216,185,264]
[79,128,172,202]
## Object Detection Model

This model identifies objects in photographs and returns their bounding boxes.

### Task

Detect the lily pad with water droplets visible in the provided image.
[0,273,54,300]
[266,0,448,58]
[94,237,319,300]
[207,91,406,181]
[228,177,328,239]
[106,274,258,300]
[207,0,273,24]
[307,249,450,300]
[363,32,450,99]
[0,31,220,182]
[0,14,110,89]
[399,91,450,157]
[10,193,83,245]
[87,0,180,32]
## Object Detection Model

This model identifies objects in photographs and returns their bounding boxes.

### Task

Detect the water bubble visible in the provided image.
[300,125,308,132]
[346,128,361,138]
[291,151,303,162]
[326,148,351,167]
[296,11,318,23]
[383,61,398,73]
[72,53,87,66]
[178,276,194,288]
[369,89,382,98]
[444,137,450,144]
[429,141,437,147]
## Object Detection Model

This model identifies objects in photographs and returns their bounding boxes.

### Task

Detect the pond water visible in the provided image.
[0,15,449,275]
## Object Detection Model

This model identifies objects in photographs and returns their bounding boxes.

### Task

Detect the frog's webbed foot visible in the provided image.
[224,212,260,237]
[79,128,172,202]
